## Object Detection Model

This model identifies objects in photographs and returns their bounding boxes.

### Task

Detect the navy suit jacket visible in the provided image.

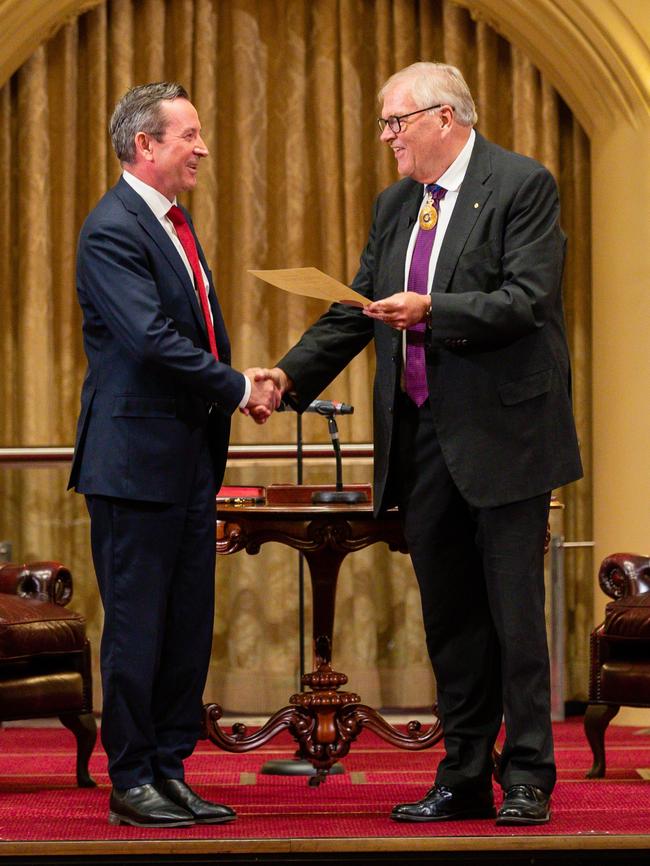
[69,177,244,503]
[277,132,583,511]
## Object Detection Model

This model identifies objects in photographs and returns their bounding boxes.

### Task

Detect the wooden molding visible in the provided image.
[454,0,650,132]
[0,0,102,88]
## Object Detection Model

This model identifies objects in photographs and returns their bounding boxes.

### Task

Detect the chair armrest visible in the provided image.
[0,561,73,605]
[598,553,650,600]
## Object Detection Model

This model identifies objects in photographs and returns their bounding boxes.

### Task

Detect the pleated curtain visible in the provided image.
[0,0,591,711]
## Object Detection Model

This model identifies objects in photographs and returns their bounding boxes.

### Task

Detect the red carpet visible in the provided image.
[0,717,649,843]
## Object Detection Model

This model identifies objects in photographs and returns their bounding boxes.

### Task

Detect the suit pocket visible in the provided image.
[498,369,552,406]
[112,396,177,418]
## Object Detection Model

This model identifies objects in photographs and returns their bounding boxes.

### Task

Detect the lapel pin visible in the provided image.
[473,202,480,209]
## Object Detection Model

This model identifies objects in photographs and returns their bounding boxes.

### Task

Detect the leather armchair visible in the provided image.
[0,561,96,787]
[584,552,650,778]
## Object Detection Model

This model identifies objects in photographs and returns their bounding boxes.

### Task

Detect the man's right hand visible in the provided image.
[241,367,294,424]
[265,367,292,396]
[241,368,285,424]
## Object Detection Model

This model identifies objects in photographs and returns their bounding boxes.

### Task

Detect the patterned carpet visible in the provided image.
[0,716,649,846]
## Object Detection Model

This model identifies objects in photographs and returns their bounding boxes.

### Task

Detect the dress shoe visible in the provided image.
[157,778,236,824]
[496,784,551,825]
[109,784,195,827]
[391,783,496,822]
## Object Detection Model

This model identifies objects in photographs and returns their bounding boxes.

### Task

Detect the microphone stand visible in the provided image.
[312,413,367,504]
[296,413,306,681]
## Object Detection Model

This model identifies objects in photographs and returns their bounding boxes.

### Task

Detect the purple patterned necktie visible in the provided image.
[404,184,446,406]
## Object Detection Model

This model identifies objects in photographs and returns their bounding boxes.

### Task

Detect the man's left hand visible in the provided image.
[363,293,430,330]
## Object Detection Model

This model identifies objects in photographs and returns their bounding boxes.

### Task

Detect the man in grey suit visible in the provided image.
[265,62,582,825]
[69,83,279,827]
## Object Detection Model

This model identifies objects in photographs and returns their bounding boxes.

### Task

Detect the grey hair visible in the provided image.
[109,82,190,164]
[379,62,477,127]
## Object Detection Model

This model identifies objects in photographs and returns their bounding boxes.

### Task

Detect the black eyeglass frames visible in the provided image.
[377,104,446,134]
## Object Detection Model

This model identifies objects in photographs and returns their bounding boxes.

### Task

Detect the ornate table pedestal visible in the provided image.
[204,501,442,785]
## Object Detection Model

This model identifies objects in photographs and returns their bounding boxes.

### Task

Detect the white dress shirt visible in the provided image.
[123,170,212,307]
[400,129,476,369]
[403,128,476,290]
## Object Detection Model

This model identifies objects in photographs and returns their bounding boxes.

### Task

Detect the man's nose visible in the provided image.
[195,136,209,157]
[380,124,396,143]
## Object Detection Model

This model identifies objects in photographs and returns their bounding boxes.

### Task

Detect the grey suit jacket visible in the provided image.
[277,132,583,511]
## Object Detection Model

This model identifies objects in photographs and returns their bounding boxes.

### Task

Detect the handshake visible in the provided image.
[241,367,292,425]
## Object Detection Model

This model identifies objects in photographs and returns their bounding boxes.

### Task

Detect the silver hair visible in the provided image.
[109,82,190,164]
[379,62,478,127]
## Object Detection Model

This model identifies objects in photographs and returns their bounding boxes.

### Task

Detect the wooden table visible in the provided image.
[203,497,442,784]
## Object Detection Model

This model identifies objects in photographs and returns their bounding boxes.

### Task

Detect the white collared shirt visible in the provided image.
[122,170,211,299]
[403,127,476,291]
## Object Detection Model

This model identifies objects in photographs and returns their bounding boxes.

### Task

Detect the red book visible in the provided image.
[216,486,265,504]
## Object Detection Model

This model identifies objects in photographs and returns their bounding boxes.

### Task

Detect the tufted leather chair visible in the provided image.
[584,553,650,778]
[0,561,96,787]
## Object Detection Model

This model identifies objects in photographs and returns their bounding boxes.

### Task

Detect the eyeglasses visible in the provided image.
[377,104,444,134]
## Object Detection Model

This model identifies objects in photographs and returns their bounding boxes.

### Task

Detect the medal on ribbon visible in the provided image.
[419,190,438,231]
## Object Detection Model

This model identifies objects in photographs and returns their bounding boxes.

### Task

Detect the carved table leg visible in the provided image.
[206,507,444,782]
[302,546,346,667]
[285,546,358,783]
[283,548,444,784]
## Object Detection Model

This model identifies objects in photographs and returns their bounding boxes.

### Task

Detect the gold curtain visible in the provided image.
[0,0,591,712]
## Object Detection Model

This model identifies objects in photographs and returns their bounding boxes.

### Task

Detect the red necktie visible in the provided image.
[167,205,219,360]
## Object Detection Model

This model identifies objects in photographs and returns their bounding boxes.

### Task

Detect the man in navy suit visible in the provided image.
[264,63,582,825]
[69,82,280,827]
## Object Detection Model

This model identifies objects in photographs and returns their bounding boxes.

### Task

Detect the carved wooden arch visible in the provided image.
[454,0,650,132]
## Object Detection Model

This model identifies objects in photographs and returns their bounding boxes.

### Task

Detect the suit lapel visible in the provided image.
[196,238,230,362]
[385,182,421,354]
[432,133,494,294]
[385,182,421,300]
[113,179,206,332]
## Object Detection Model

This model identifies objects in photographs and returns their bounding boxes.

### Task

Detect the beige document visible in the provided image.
[248,267,370,308]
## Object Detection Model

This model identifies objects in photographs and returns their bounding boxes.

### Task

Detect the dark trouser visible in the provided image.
[86,434,216,790]
[393,395,555,794]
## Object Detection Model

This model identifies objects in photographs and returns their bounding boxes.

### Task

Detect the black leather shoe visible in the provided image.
[391,783,496,822]
[157,778,236,824]
[109,784,195,827]
[496,784,551,825]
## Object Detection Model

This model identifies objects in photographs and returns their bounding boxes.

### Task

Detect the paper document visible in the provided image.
[249,267,370,308]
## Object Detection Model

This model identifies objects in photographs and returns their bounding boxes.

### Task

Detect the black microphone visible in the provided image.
[278,399,354,415]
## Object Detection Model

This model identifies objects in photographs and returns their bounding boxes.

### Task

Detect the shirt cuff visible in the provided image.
[238,373,252,409]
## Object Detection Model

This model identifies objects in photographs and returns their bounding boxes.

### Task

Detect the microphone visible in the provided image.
[278,396,365,504]
[278,399,354,416]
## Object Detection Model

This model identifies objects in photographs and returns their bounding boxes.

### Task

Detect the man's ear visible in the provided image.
[438,106,455,137]
[134,131,155,162]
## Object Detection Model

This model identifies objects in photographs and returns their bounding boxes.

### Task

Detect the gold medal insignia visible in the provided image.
[419,203,438,230]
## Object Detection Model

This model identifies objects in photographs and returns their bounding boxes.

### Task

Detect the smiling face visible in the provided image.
[141,98,209,200]
[379,82,452,184]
